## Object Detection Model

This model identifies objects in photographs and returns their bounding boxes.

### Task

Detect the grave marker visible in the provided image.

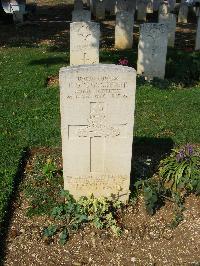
[178,3,188,23]
[195,16,200,50]
[60,64,136,202]
[115,11,134,49]
[72,10,91,22]
[74,0,84,10]
[137,23,168,79]
[95,0,106,20]
[153,0,161,12]
[137,0,147,21]
[115,0,127,14]
[159,13,176,47]
[146,0,153,14]
[70,22,100,66]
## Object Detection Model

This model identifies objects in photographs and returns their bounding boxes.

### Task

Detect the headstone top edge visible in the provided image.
[70,21,98,25]
[59,64,136,74]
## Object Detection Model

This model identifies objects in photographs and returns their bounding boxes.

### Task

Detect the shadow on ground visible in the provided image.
[0,147,31,266]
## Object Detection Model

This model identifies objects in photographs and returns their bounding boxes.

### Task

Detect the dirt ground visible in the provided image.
[1,148,200,266]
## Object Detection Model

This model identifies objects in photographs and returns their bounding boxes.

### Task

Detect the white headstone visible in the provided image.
[13,11,24,23]
[72,10,91,22]
[146,0,153,13]
[70,22,100,66]
[195,16,200,50]
[95,0,106,20]
[115,11,134,49]
[168,0,176,12]
[153,0,161,11]
[74,0,84,10]
[159,13,176,47]
[137,23,168,79]
[178,3,188,23]
[126,0,136,14]
[115,0,127,14]
[59,64,136,202]
[158,1,169,19]
[137,0,147,21]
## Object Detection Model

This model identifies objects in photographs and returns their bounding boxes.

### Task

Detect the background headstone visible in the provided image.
[168,0,176,12]
[159,13,176,47]
[106,0,116,16]
[178,3,188,23]
[126,0,136,14]
[115,11,134,49]
[72,10,91,22]
[158,1,169,20]
[137,0,147,21]
[195,16,200,50]
[153,0,161,11]
[95,0,106,20]
[74,0,84,10]
[60,64,136,202]
[137,23,168,79]
[115,0,127,14]
[146,0,153,14]
[70,22,100,66]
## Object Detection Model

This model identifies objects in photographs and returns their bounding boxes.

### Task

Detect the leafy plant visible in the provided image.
[159,144,200,193]
[42,159,57,179]
[135,179,166,215]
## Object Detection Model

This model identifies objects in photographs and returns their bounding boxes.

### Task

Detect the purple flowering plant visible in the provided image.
[159,144,200,192]
[118,58,129,66]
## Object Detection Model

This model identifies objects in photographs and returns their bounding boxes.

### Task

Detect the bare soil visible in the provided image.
[2,148,200,266]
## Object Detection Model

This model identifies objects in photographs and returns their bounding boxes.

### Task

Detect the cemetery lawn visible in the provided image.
[0,45,200,231]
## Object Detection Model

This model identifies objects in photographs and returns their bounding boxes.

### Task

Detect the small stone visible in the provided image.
[131,257,136,263]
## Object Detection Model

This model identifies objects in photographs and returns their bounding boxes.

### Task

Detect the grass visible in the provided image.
[0,45,200,232]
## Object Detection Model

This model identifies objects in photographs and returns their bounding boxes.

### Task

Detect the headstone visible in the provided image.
[137,0,147,21]
[90,0,94,13]
[106,0,116,15]
[153,0,161,11]
[70,22,100,66]
[95,0,106,20]
[126,0,136,14]
[159,13,176,47]
[115,0,127,14]
[178,3,188,23]
[195,16,200,50]
[74,0,84,10]
[115,11,134,49]
[72,10,91,22]
[59,64,136,202]
[13,11,24,23]
[137,23,168,79]
[168,0,176,12]
[146,0,153,14]
[158,1,169,19]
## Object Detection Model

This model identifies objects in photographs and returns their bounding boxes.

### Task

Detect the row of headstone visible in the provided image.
[72,0,200,52]
[75,0,200,26]
[70,20,169,79]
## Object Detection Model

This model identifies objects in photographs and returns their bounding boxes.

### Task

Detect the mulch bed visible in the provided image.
[2,148,200,266]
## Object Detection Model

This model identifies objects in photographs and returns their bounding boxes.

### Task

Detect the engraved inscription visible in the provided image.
[65,75,128,100]
[78,103,120,137]
[68,102,127,173]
